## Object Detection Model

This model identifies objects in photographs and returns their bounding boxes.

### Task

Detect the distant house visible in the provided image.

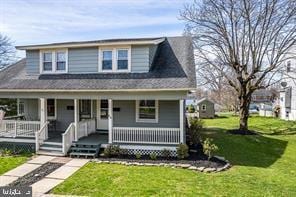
[252,89,275,104]
[280,47,296,121]
[196,98,215,118]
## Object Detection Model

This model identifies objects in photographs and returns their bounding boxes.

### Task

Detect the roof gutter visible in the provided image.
[16,38,165,50]
[0,88,193,93]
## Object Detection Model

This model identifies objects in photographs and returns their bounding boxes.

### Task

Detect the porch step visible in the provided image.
[43,141,62,146]
[40,144,63,152]
[37,150,65,157]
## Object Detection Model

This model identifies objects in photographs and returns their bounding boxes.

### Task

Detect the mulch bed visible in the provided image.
[8,162,64,187]
[97,152,227,169]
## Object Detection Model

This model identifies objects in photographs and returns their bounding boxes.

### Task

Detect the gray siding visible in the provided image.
[131,46,150,73]
[26,50,39,75]
[25,45,156,74]
[68,47,98,73]
[113,100,179,128]
[56,99,74,131]
[22,99,39,120]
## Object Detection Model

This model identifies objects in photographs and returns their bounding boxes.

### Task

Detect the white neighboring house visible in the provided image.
[280,47,296,121]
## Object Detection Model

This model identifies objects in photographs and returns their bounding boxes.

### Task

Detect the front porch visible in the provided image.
[0,98,185,156]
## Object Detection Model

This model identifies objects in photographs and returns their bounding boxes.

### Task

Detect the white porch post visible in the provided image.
[74,99,79,141]
[17,98,20,116]
[108,99,113,143]
[179,99,184,143]
[40,98,47,139]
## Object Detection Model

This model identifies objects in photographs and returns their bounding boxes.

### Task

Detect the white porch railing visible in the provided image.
[35,121,49,152]
[77,119,96,140]
[0,120,40,138]
[62,123,75,155]
[112,127,181,145]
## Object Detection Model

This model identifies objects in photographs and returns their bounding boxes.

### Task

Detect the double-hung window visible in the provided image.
[136,100,158,123]
[43,52,53,71]
[102,50,113,71]
[117,49,128,70]
[40,50,67,73]
[99,47,130,72]
[56,51,66,71]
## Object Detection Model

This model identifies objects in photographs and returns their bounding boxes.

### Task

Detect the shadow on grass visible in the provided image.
[201,128,288,168]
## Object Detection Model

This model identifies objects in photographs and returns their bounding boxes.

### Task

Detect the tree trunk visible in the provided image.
[239,95,251,133]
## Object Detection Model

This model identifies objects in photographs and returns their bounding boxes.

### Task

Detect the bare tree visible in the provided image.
[181,0,296,133]
[0,34,15,69]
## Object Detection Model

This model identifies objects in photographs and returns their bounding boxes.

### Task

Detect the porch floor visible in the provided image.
[75,133,108,146]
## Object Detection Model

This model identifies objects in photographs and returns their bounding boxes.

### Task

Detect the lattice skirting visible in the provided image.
[123,148,177,157]
[0,142,35,153]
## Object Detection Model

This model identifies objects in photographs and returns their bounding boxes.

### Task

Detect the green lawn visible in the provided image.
[52,116,296,197]
[0,155,29,175]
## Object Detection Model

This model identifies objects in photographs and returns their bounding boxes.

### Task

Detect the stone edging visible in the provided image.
[91,155,231,173]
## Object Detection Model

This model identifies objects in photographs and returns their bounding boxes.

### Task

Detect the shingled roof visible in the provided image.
[0,36,196,91]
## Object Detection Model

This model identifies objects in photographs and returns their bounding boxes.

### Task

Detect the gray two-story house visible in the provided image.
[0,36,196,156]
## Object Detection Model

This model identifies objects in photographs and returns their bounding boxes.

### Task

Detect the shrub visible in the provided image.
[103,144,120,157]
[176,143,189,159]
[203,138,219,160]
[135,153,142,159]
[161,149,171,159]
[0,148,12,156]
[149,152,157,160]
[188,117,203,145]
[119,148,128,156]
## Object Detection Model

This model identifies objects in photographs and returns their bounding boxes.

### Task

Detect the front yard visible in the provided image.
[0,155,29,175]
[52,115,296,196]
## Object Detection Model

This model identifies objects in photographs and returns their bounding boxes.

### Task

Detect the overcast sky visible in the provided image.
[0,0,190,53]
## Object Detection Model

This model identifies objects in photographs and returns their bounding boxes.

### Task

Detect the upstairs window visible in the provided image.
[117,49,128,70]
[99,46,131,72]
[40,50,68,74]
[102,50,113,70]
[56,51,66,71]
[136,100,158,123]
[287,61,291,72]
[43,52,53,71]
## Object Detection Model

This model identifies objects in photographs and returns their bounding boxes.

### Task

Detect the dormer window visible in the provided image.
[40,49,68,74]
[117,49,128,70]
[99,46,131,72]
[43,52,53,71]
[56,51,66,71]
[102,50,113,71]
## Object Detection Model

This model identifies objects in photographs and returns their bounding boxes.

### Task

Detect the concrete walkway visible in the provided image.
[0,156,55,186]
[0,155,89,197]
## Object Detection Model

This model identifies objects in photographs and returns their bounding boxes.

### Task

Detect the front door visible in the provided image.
[97,99,109,130]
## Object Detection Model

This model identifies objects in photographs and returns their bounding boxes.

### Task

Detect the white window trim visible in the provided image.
[98,46,131,73]
[135,100,159,123]
[47,99,57,120]
[40,49,68,74]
